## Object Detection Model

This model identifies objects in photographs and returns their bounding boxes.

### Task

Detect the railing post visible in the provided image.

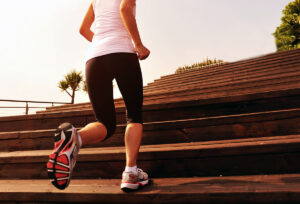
[25,102,29,115]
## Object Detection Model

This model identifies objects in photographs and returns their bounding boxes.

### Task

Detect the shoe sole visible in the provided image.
[121,179,149,192]
[46,123,74,190]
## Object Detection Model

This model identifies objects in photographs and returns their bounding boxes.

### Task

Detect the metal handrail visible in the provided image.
[0,99,69,104]
[0,99,70,115]
[0,107,46,108]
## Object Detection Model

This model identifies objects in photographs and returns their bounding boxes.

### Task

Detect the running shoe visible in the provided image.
[120,168,149,191]
[46,122,81,190]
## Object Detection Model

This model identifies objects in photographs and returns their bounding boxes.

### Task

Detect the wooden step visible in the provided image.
[0,174,300,203]
[3,89,300,133]
[39,50,299,112]
[145,57,300,89]
[38,77,300,114]
[156,49,300,83]
[143,70,300,96]
[39,86,300,116]
[144,63,300,92]
[40,49,300,114]
[140,78,300,107]
[1,108,300,151]
[148,57,299,94]
[1,135,300,179]
[144,59,300,90]
[41,89,300,119]
[41,68,299,114]
[46,73,300,114]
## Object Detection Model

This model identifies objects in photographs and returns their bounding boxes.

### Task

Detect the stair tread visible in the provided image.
[1,174,300,193]
[0,174,300,203]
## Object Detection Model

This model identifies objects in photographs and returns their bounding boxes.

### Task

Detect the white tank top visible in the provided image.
[86,0,136,62]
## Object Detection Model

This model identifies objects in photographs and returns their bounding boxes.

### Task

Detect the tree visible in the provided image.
[82,80,88,93]
[58,70,84,104]
[175,58,226,74]
[273,0,300,51]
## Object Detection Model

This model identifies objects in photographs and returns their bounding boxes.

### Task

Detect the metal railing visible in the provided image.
[0,99,71,115]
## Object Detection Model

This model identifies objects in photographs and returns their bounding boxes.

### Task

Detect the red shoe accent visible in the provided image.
[54,140,63,149]
[49,153,57,160]
[55,173,68,178]
[55,165,69,171]
[57,180,67,185]
[47,162,54,169]
[57,155,69,165]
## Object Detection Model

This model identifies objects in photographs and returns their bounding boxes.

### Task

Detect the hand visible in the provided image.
[135,44,150,60]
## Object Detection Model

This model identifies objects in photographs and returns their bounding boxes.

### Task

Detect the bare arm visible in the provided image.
[120,0,150,60]
[79,2,95,42]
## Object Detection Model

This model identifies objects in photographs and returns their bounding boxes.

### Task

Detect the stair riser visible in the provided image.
[75,152,300,178]
[0,113,95,132]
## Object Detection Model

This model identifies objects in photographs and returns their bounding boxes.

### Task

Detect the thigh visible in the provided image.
[85,56,116,129]
[114,53,143,124]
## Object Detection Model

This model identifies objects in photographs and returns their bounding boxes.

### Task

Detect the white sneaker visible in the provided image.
[121,168,149,191]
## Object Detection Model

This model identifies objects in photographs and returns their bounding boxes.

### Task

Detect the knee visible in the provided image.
[126,122,143,132]
[126,108,143,125]
[126,114,143,125]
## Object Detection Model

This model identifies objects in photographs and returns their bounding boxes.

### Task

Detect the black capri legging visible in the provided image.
[85,53,143,140]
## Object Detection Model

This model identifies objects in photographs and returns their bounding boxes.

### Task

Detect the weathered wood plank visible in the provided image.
[0,135,300,179]
[0,108,300,151]
[0,174,300,203]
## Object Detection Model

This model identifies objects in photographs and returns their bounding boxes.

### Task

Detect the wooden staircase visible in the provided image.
[0,49,299,203]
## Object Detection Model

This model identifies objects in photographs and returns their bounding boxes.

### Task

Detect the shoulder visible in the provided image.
[121,0,136,8]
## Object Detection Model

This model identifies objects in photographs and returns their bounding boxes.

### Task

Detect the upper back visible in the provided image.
[93,0,122,17]
[93,0,135,19]
[87,0,137,61]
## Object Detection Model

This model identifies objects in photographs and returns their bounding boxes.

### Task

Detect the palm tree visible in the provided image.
[58,69,84,104]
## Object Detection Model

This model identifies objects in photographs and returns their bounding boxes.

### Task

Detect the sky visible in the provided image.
[0,0,294,115]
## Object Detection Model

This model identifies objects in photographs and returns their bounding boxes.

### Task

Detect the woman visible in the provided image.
[46,0,150,191]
